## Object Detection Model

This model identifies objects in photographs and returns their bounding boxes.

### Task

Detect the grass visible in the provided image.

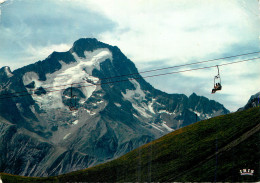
[1,107,259,182]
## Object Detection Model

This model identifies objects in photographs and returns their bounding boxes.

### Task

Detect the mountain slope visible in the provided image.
[1,107,259,182]
[0,38,229,176]
[238,91,260,111]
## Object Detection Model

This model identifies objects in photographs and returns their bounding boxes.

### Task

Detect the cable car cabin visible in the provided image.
[212,83,222,94]
[211,65,222,94]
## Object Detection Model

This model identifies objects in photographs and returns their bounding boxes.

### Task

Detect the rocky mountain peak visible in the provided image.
[0,38,230,177]
[70,38,116,58]
[0,66,13,80]
[189,92,197,98]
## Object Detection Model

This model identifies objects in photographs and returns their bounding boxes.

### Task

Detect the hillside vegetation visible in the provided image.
[1,107,259,182]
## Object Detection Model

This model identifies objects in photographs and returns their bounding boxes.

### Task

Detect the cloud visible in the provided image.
[0,0,8,23]
[79,0,259,65]
[25,43,72,61]
[0,43,72,71]
[0,0,116,70]
[0,0,7,4]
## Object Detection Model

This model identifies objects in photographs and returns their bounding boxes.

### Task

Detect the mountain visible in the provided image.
[1,107,259,183]
[0,38,229,177]
[238,91,260,111]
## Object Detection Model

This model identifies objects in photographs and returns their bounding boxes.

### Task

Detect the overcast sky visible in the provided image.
[0,0,259,111]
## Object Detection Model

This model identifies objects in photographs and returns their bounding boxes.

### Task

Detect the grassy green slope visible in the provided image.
[1,107,259,182]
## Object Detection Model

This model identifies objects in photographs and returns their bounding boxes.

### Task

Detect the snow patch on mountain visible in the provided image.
[121,80,171,120]
[122,79,156,118]
[22,49,112,109]
[188,108,213,120]
[148,99,155,114]
[72,120,78,125]
[158,110,175,115]
[63,133,71,140]
[205,114,211,119]
[162,122,174,132]
[71,111,77,116]
[193,110,201,117]
[15,103,23,112]
[23,72,41,88]
[146,121,174,133]
[132,103,152,118]
[29,105,36,114]
[149,123,164,132]
[133,114,139,119]
[85,109,96,115]
[4,66,13,77]
[122,79,145,102]
[72,48,112,74]
[114,103,121,107]
[96,100,104,104]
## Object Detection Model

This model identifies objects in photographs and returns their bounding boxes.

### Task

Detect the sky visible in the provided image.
[0,0,259,111]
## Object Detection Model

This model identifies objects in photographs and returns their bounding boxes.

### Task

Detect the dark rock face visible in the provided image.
[238,91,260,111]
[0,38,229,176]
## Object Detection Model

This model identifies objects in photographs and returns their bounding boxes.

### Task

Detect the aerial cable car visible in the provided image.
[211,65,222,94]
[69,84,78,111]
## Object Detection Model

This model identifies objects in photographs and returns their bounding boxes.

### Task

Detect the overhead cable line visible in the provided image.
[0,56,259,100]
[126,50,260,75]
[32,50,260,87]
[0,51,260,98]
